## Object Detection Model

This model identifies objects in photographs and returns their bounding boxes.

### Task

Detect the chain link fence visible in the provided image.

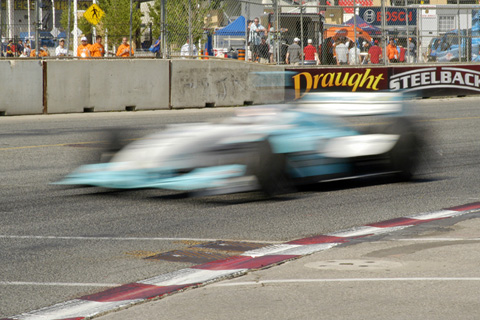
[1,0,479,63]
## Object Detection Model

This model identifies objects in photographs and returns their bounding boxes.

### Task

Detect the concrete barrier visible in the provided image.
[170,59,286,108]
[45,60,170,113]
[0,60,44,115]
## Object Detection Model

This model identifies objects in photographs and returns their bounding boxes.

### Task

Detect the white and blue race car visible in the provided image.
[56,92,423,196]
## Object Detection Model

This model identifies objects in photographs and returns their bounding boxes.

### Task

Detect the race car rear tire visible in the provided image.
[100,128,126,162]
[251,140,290,196]
[386,118,420,180]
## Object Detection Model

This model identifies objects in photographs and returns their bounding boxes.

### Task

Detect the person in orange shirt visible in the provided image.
[116,37,134,57]
[386,38,398,63]
[77,36,91,58]
[30,44,50,57]
[90,35,105,58]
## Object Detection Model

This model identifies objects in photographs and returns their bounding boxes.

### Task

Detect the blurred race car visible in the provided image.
[56,92,422,196]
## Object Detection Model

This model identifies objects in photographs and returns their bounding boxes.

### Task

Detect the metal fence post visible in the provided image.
[275,0,280,64]
[0,0,3,43]
[300,2,304,65]
[381,0,386,65]
[354,0,357,65]
[67,0,71,56]
[188,0,192,57]
[35,0,39,57]
[161,0,166,59]
[129,0,133,56]
[457,0,461,62]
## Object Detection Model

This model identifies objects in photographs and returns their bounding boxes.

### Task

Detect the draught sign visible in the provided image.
[84,4,105,25]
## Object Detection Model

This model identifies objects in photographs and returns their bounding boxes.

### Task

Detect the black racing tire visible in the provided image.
[384,118,421,181]
[100,128,126,162]
[250,140,291,196]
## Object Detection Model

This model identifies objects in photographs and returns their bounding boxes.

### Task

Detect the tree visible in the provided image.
[60,3,94,44]
[97,0,142,46]
[148,0,216,50]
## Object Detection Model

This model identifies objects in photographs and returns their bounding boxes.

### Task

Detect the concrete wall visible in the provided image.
[46,60,170,113]
[0,60,44,115]
[170,59,286,108]
[1,59,286,115]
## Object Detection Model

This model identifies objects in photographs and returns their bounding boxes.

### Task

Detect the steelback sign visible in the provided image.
[286,65,480,99]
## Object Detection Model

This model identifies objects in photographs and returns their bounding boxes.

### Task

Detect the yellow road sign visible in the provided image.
[84,4,104,25]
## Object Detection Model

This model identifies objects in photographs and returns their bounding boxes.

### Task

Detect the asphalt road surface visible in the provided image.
[2,97,480,318]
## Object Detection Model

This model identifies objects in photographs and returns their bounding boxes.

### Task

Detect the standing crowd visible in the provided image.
[1,35,136,58]
[245,16,417,66]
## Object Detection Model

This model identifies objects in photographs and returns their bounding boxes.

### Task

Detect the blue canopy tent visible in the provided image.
[344,16,381,35]
[214,16,247,56]
[215,16,246,37]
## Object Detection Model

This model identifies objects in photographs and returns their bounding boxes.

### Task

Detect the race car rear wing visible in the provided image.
[292,92,409,116]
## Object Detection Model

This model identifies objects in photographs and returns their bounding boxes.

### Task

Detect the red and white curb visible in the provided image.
[5,202,480,320]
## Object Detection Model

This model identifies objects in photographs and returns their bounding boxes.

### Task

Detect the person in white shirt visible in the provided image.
[180,38,198,57]
[348,41,361,65]
[55,38,68,57]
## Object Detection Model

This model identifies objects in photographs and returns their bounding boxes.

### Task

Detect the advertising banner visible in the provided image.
[286,67,389,100]
[286,65,480,100]
[358,7,417,26]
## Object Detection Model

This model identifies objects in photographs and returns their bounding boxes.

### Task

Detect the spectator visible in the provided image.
[386,38,398,63]
[6,39,15,57]
[17,40,24,57]
[361,41,370,64]
[150,36,161,58]
[335,38,348,65]
[90,35,105,58]
[24,40,32,57]
[285,37,302,65]
[267,27,275,63]
[348,41,361,65]
[40,44,50,57]
[77,36,91,58]
[258,36,270,63]
[249,17,265,62]
[368,39,383,64]
[325,38,335,65]
[31,44,50,58]
[398,43,406,63]
[180,38,197,57]
[55,38,68,57]
[407,37,416,63]
[304,39,319,64]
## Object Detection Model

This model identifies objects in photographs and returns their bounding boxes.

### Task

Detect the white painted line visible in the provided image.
[327,226,385,238]
[15,299,140,320]
[408,210,459,220]
[270,243,339,256]
[213,277,480,287]
[0,281,120,287]
[241,244,302,258]
[0,235,282,243]
[139,268,247,286]
[395,238,480,242]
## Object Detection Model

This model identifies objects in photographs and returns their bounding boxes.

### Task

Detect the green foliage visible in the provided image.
[148,0,216,49]
[97,0,142,46]
[59,5,93,39]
